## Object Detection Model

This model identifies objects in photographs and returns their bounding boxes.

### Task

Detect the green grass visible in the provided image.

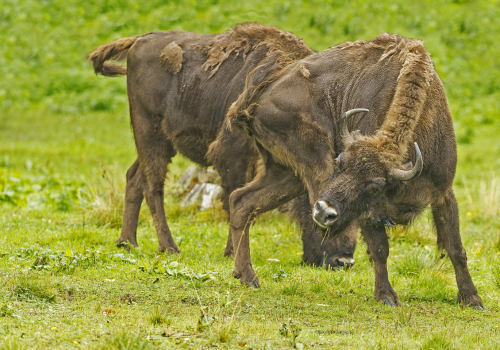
[1,0,500,348]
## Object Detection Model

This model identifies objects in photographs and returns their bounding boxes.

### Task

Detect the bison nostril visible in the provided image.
[312,200,339,228]
[325,213,338,221]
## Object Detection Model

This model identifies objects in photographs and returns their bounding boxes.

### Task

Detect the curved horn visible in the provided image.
[338,109,369,146]
[389,142,423,181]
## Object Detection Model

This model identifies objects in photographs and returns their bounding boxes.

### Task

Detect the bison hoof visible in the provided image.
[375,287,400,307]
[458,292,484,310]
[159,246,180,254]
[116,240,131,251]
[241,279,260,288]
[232,269,259,287]
[116,239,138,251]
[381,299,400,307]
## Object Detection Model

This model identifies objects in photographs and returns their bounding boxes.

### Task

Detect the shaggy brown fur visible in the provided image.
[219,32,482,308]
[202,22,312,76]
[367,36,434,160]
[87,23,357,285]
[88,26,482,309]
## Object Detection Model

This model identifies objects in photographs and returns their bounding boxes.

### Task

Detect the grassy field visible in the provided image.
[1,0,500,348]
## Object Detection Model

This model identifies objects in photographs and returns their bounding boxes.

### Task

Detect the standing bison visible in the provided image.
[88,23,357,273]
[89,23,483,309]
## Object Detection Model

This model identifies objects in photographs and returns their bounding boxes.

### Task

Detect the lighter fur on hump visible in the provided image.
[355,34,435,162]
[202,22,313,77]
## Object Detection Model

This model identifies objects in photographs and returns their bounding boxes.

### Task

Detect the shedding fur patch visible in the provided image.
[299,65,310,78]
[160,41,183,74]
[202,22,312,77]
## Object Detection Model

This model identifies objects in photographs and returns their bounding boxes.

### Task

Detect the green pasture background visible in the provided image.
[1,0,500,349]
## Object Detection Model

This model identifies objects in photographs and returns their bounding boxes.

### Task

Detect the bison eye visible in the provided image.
[366,178,386,196]
[368,187,382,195]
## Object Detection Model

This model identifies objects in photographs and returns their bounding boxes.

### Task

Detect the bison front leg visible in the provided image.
[432,190,484,310]
[229,163,305,287]
[117,159,144,250]
[361,224,400,306]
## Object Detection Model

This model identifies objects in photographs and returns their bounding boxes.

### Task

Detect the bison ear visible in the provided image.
[402,161,413,170]
[351,130,363,141]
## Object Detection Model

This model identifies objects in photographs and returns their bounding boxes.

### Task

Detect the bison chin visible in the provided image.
[324,254,356,270]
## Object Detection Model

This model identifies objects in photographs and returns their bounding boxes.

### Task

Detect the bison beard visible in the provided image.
[87,23,357,282]
[89,24,483,309]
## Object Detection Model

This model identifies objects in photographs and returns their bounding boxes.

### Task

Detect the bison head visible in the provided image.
[312,109,423,232]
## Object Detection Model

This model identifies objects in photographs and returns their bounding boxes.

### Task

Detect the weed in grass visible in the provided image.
[0,338,25,350]
[80,166,125,228]
[389,220,434,246]
[491,265,500,290]
[393,250,434,276]
[7,274,57,302]
[346,293,361,315]
[194,289,245,344]
[463,173,500,218]
[120,293,138,304]
[279,318,302,348]
[408,271,455,303]
[310,283,324,294]
[421,333,453,350]
[0,303,14,317]
[150,305,168,326]
[395,303,413,328]
[0,169,82,210]
[272,269,289,280]
[282,283,304,296]
[96,333,153,350]
[197,313,215,332]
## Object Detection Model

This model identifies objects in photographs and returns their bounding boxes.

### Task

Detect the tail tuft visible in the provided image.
[87,36,138,76]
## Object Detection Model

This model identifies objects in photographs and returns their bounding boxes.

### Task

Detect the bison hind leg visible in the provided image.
[133,116,179,253]
[117,159,144,250]
[431,189,484,310]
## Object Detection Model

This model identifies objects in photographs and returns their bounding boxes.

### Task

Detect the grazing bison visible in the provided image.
[88,23,357,272]
[89,23,483,309]
[219,32,483,308]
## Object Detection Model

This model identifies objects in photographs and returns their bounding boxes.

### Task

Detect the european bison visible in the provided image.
[221,32,483,308]
[89,23,483,309]
[88,23,357,272]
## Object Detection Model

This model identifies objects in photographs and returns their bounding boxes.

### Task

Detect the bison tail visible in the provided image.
[87,36,139,76]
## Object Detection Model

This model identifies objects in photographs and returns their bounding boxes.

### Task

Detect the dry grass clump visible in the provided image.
[80,166,131,228]
[463,173,500,218]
